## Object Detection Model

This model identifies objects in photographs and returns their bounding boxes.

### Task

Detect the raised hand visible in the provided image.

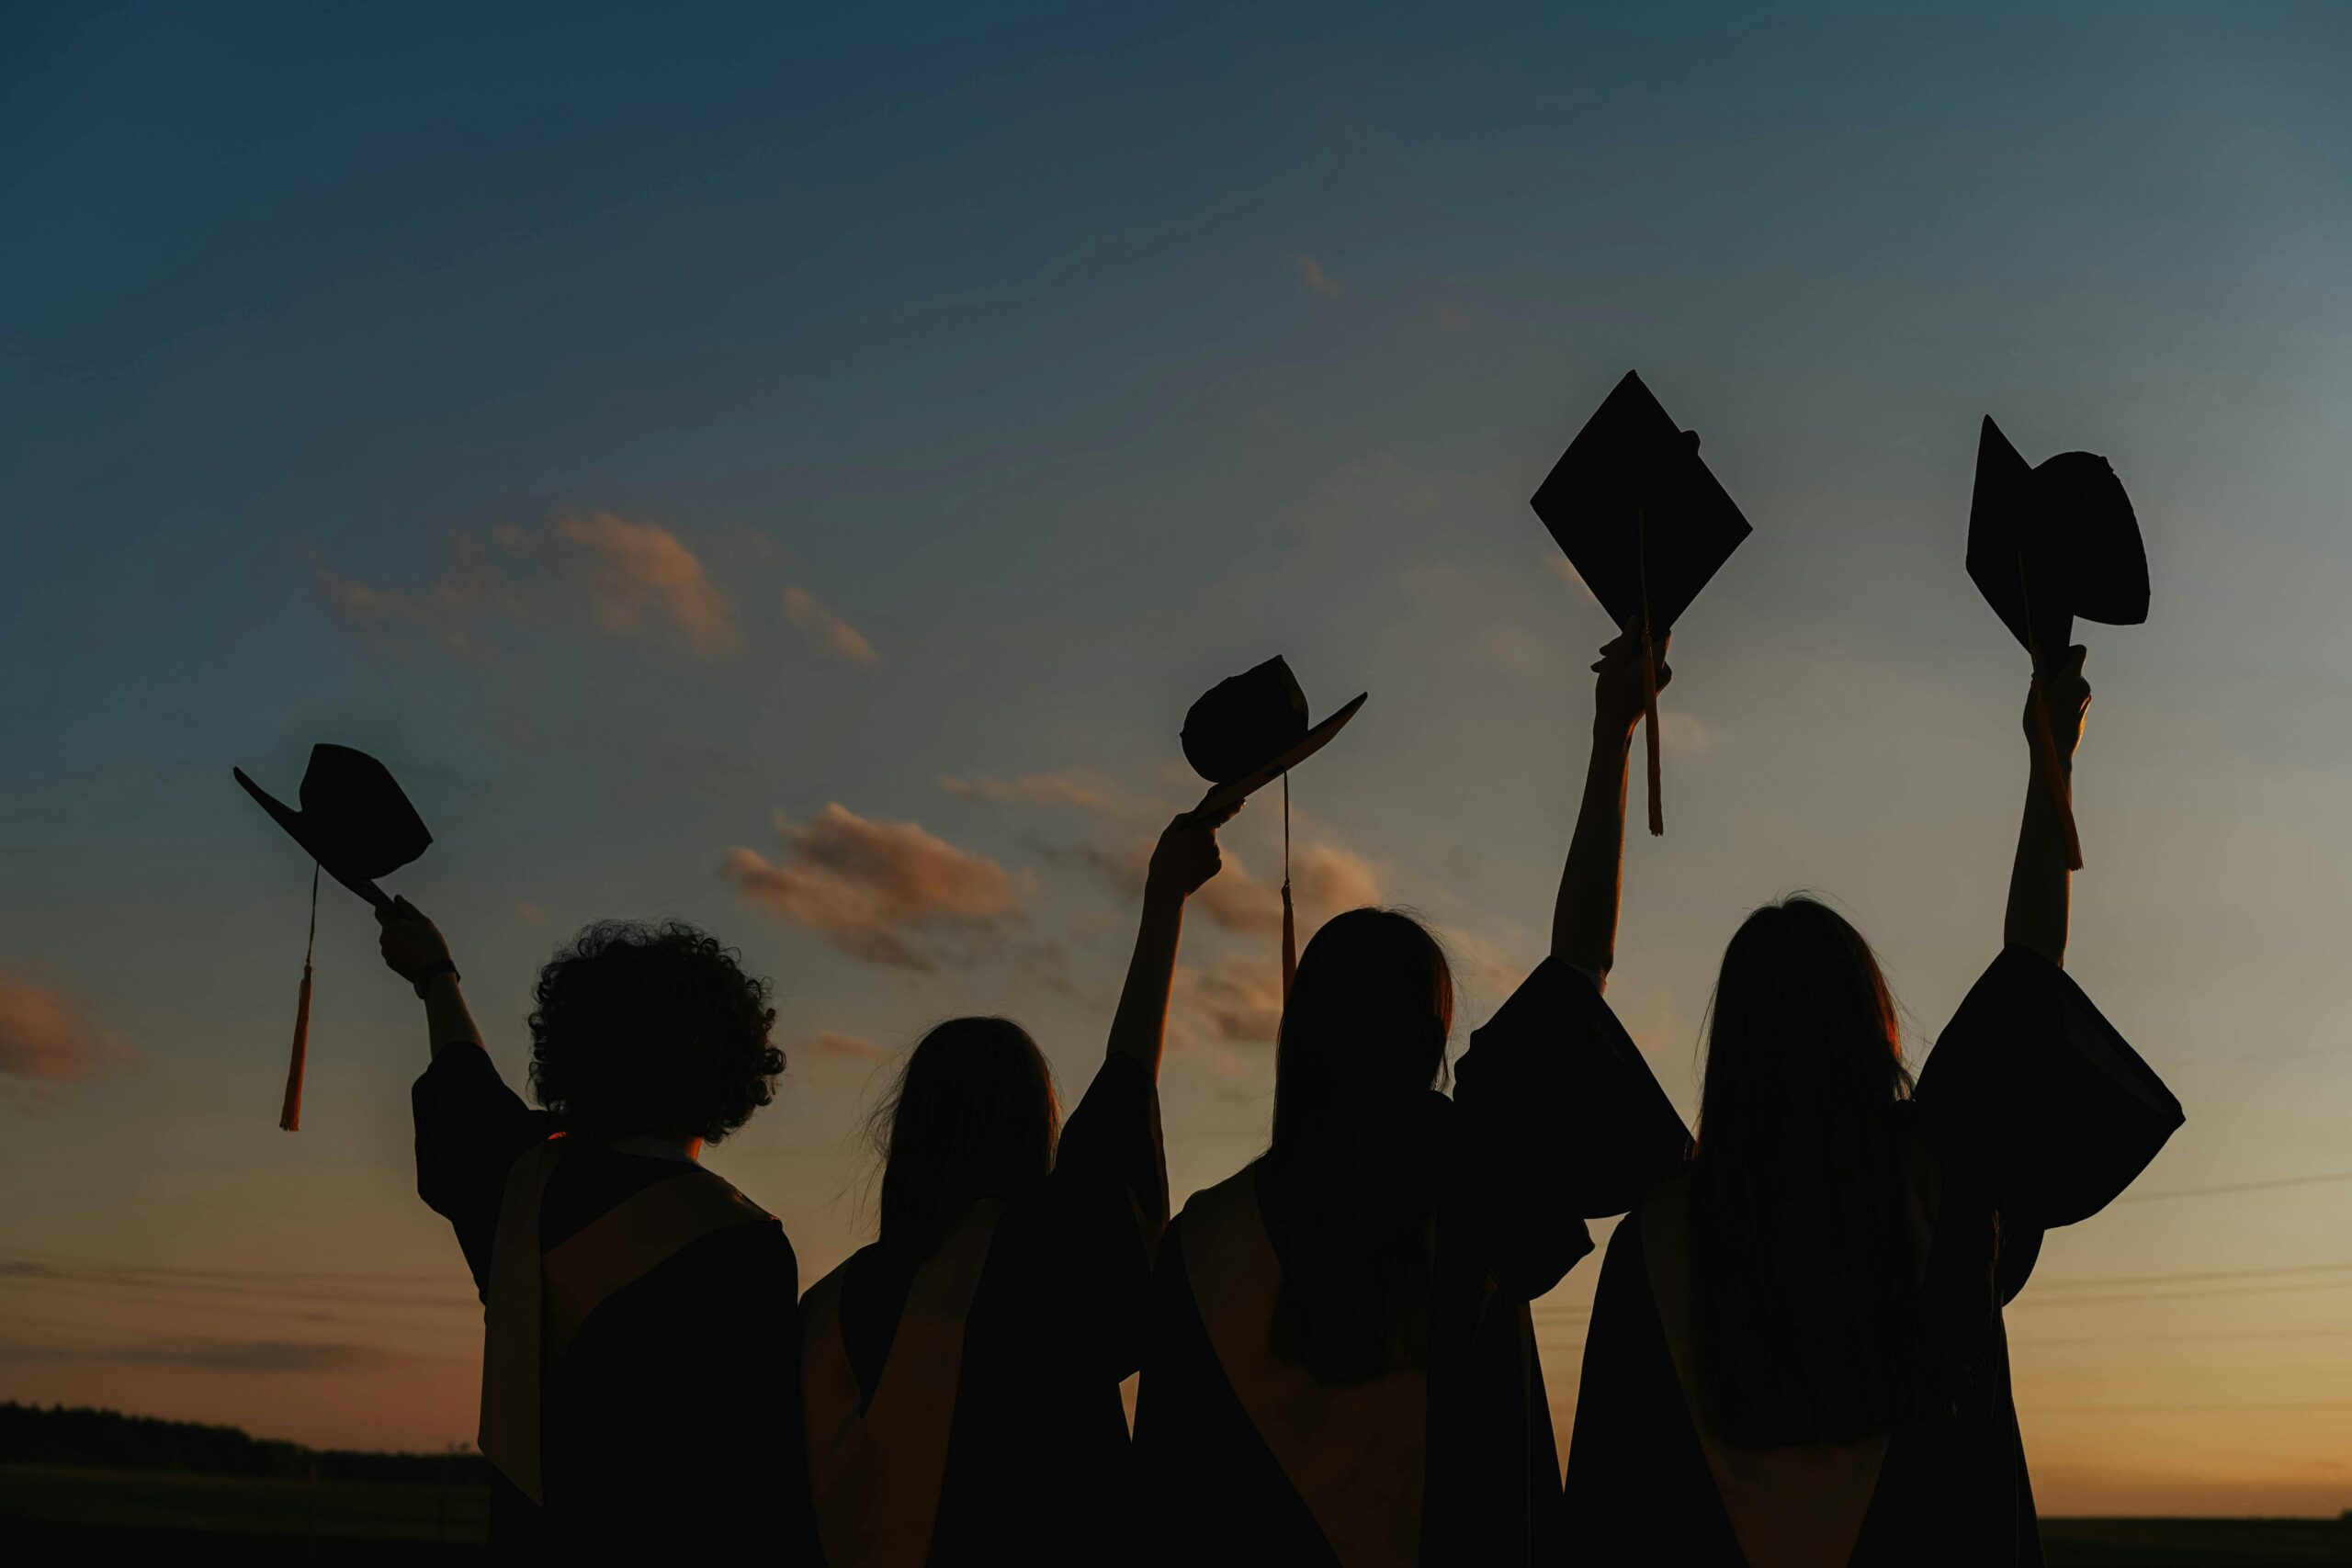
[1592,629,1672,738]
[2030,645,2090,759]
[1146,797,1242,904]
[375,896,453,990]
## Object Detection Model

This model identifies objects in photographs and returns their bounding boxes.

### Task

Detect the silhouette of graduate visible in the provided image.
[1132,656,1686,1566]
[1553,418,2182,1565]
[377,899,819,1559]
[797,793,1238,1565]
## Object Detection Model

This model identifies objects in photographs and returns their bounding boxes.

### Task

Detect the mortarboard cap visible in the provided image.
[1182,657,1365,818]
[1530,370,1752,835]
[1966,417,2149,873]
[1181,657,1365,1002]
[1530,370,1752,637]
[233,744,432,1129]
[1967,416,2148,666]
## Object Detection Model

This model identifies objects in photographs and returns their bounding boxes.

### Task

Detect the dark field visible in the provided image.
[2,1464,2346,1562]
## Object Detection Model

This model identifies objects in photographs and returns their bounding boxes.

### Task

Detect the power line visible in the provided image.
[1,1251,454,1284]
[2032,1259,2352,1292]
[2120,1170,2352,1202]
[2012,1280,2352,1309]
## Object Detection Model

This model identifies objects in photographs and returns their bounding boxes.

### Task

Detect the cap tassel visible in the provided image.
[1279,773,1297,1000]
[2015,553,2084,872]
[1636,508,1664,837]
[279,863,318,1132]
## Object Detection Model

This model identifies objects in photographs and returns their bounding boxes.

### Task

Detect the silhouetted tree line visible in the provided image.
[0,1401,491,1486]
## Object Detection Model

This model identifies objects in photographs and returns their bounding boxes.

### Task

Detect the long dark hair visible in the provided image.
[1263,908,1453,1383]
[1687,896,1945,1447]
[870,1016,1060,1257]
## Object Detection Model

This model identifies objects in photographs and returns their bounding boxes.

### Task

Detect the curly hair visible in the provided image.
[527,920,784,1144]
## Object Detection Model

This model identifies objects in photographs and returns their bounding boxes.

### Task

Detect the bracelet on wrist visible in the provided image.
[413,959,459,998]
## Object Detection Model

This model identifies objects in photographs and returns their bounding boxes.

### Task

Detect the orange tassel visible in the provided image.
[279,963,311,1132]
[1279,773,1297,1000]
[1281,881,1297,1001]
[1636,508,1664,837]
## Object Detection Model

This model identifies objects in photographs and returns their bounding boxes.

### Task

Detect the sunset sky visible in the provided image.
[6,1,2350,1517]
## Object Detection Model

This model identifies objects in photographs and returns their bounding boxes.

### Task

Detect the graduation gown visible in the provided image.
[798,1051,1169,1566]
[412,1042,819,1559]
[1561,947,2185,1566]
[1133,958,1689,1567]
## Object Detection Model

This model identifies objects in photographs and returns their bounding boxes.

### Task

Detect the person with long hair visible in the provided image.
[1133,637,1690,1565]
[1559,637,2183,1564]
[797,802,1235,1564]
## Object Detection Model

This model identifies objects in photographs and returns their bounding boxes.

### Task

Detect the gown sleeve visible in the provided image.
[1452,957,1691,1298]
[1035,1051,1170,1379]
[1917,946,2184,1231]
[411,1043,554,1293]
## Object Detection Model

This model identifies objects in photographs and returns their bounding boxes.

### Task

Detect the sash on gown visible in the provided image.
[478,1136,775,1504]
[1182,1168,1430,1568]
[1638,1149,1937,1568]
[800,1200,1007,1568]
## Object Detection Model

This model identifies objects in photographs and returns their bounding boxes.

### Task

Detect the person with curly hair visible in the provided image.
[797,801,1236,1565]
[379,903,819,1561]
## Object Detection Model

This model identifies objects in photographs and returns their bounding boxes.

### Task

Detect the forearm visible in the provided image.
[422,971,485,1060]
[2004,757,2072,966]
[1553,720,1634,983]
[1106,888,1186,1076]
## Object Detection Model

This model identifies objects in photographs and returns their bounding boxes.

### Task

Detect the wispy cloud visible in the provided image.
[1292,254,1341,297]
[310,513,818,662]
[937,770,1125,817]
[783,585,877,664]
[0,976,130,1086]
[306,533,528,653]
[1195,842,1382,935]
[1176,956,1286,1046]
[556,513,739,657]
[811,1030,888,1060]
[724,805,1024,972]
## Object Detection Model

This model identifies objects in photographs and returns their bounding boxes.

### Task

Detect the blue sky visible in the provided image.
[4,1,2349,1512]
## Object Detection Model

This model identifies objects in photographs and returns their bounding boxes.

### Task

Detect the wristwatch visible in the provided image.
[414,959,459,998]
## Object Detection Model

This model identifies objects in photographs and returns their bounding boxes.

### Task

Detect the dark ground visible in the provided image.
[2,1464,2346,1562]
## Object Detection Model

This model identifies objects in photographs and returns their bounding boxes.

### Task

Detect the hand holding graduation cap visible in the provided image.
[1146,795,1245,904]
[1594,630,1672,739]
[2026,647,2090,759]
[376,896,454,995]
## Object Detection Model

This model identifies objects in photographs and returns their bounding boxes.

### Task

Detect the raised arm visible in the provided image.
[1105,799,1238,1077]
[377,897,483,1059]
[2004,646,2090,966]
[1552,631,1671,986]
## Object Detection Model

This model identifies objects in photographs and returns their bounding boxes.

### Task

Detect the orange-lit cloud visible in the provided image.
[555,512,739,657]
[782,585,877,664]
[0,976,129,1085]
[811,1030,888,1060]
[312,513,760,660]
[724,805,1023,971]
[306,533,527,654]
[1292,254,1340,297]
[1195,842,1383,935]
[1177,956,1286,1046]
[936,770,1123,816]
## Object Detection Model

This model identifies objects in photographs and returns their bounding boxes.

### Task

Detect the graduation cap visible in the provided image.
[1531,370,1752,834]
[234,745,432,1129]
[1182,657,1366,998]
[1967,417,2149,870]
